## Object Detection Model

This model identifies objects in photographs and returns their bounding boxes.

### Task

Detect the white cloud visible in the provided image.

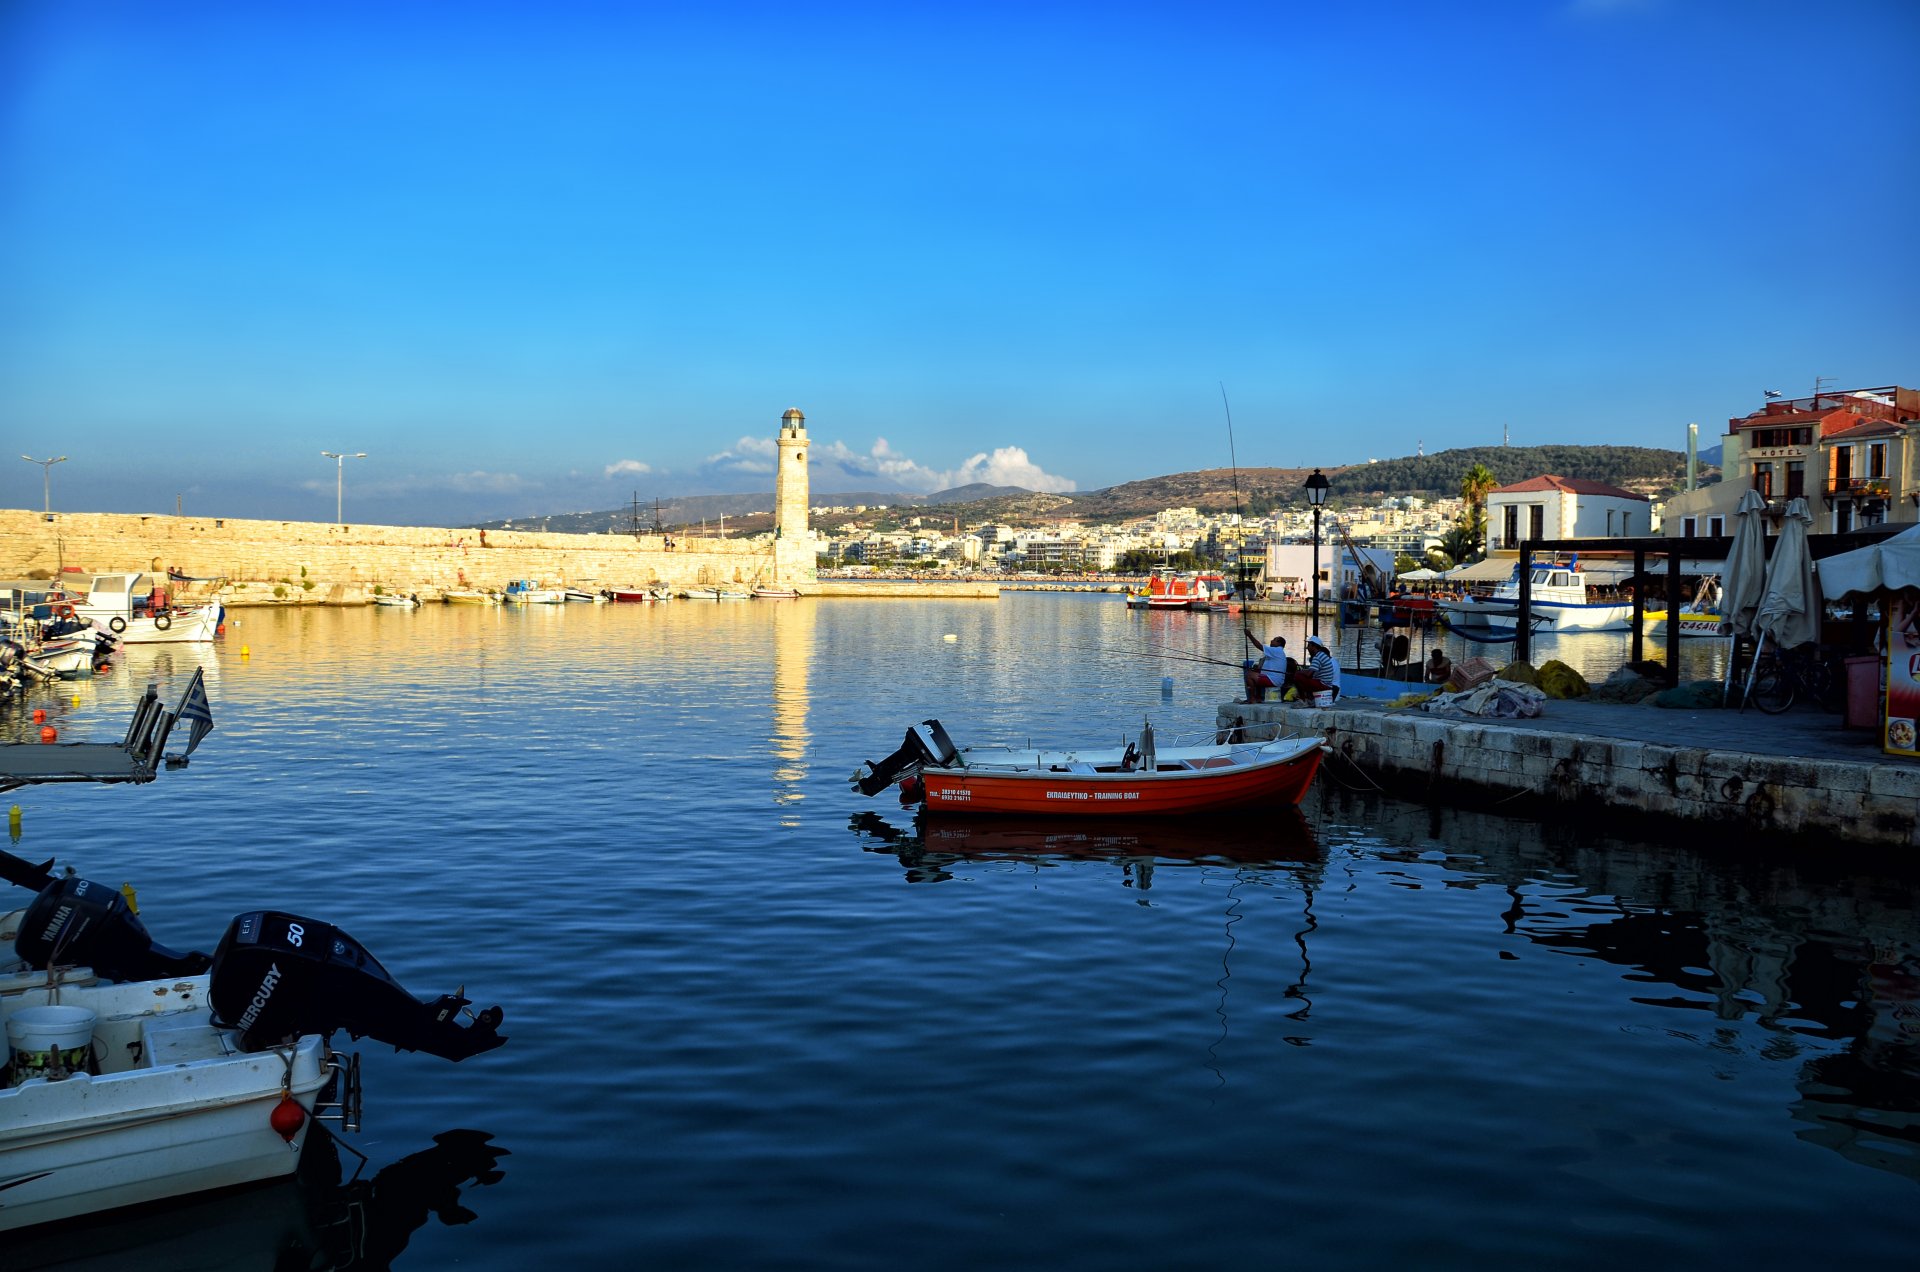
[702,435,778,475]
[604,459,652,478]
[814,438,1074,494]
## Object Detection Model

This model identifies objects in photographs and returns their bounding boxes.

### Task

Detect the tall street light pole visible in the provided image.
[321,451,366,524]
[21,455,68,519]
[1304,468,1330,636]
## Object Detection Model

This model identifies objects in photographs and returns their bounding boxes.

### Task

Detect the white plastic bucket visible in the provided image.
[8,1004,97,1083]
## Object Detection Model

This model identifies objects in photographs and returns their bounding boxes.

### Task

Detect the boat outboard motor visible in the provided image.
[852,719,959,797]
[208,910,507,1061]
[8,863,212,982]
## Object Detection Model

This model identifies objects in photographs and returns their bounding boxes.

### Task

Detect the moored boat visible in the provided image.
[852,718,1322,816]
[687,586,749,601]
[443,590,500,605]
[71,574,220,644]
[374,593,421,608]
[1437,560,1632,638]
[503,580,565,604]
[751,586,801,599]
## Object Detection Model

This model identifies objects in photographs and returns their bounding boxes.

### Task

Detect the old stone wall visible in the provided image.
[0,509,804,593]
[1218,700,1920,852]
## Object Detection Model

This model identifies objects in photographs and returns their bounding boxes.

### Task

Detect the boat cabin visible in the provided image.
[75,573,169,623]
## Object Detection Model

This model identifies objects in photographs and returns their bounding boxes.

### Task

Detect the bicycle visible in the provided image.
[1745,643,1843,715]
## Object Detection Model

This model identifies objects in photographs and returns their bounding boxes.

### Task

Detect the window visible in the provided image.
[1753,462,1773,499]
[1832,446,1854,486]
[1869,442,1887,480]
[1528,504,1544,541]
[1682,517,1697,538]
[1502,505,1519,546]
[1785,461,1805,499]
[1709,516,1725,537]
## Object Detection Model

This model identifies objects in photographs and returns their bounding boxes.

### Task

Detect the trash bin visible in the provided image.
[1845,655,1883,730]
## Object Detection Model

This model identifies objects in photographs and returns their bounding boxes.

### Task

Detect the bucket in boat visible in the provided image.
[7,1004,97,1083]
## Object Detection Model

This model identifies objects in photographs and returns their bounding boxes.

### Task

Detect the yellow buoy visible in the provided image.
[241,645,251,657]
[943,634,958,642]
[71,696,80,707]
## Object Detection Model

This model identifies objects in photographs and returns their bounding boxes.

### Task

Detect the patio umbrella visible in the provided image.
[1720,488,1770,704]
[1816,522,1920,599]
[1742,496,1821,705]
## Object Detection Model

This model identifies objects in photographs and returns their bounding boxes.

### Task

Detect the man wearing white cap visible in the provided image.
[1290,633,1341,703]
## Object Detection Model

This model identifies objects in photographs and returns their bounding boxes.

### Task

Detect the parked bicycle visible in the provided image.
[1744,643,1844,715]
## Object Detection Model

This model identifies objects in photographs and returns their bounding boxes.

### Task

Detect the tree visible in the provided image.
[1439,524,1479,566]
[1424,547,1454,573]
[1459,462,1497,557]
[1394,553,1420,575]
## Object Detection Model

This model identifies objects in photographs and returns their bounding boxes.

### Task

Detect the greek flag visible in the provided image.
[174,667,215,757]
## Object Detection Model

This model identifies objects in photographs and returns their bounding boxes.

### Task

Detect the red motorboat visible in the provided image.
[852,719,1322,816]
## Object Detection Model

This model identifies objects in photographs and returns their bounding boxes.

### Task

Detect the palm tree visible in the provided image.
[1459,463,1497,555]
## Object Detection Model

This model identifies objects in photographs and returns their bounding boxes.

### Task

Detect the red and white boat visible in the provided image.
[1125,573,1216,611]
[852,719,1322,816]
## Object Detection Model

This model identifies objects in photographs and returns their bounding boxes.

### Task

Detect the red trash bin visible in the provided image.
[1845,655,1883,730]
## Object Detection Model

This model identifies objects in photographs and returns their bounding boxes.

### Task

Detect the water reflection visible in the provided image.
[770,600,813,815]
[1321,786,1920,1184]
[7,1129,509,1271]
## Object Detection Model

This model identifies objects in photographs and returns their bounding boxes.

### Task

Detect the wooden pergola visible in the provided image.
[1512,528,1899,689]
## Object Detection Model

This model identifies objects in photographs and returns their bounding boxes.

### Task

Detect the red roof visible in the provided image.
[1820,417,1903,441]
[1490,475,1649,502]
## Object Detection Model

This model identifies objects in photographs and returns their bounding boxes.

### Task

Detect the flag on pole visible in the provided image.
[174,667,215,757]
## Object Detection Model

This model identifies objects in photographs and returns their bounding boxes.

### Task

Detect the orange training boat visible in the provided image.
[851,719,1322,816]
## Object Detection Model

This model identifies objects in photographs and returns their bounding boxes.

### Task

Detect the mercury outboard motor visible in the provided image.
[852,719,959,797]
[209,911,506,1062]
[5,856,212,981]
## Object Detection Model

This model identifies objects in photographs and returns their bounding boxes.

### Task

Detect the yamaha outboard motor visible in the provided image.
[3,852,212,981]
[852,719,959,797]
[209,911,506,1062]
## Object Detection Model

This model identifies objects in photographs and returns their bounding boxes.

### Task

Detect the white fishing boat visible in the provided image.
[443,590,499,606]
[751,586,800,600]
[687,586,750,601]
[373,593,421,608]
[20,633,112,679]
[71,574,221,644]
[0,679,506,1233]
[1437,561,1632,637]
[563,588,607,604]
[503,581,565,604]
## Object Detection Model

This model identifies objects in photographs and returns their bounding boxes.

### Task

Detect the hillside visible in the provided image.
[474,444,1693,534]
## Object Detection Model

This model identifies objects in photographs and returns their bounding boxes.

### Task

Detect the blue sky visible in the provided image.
[3,0,1915,526]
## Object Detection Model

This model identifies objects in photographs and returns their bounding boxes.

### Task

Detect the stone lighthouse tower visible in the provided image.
[772,407,814,583]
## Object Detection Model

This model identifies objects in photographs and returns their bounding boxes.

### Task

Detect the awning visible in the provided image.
[1445,558,1519,583]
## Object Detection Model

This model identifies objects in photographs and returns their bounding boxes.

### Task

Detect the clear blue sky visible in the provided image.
[3,0,1915,526]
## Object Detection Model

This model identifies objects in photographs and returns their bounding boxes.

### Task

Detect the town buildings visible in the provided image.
[1486,476,1651,549]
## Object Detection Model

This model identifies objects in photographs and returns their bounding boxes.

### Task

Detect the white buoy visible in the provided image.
[943,634,958,642]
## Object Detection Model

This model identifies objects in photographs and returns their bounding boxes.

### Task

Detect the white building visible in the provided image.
[1486,476,1651,549]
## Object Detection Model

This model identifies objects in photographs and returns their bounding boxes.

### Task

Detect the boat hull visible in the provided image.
[919,739,1322,816]
[109,606,221,644]
[1438,598,1634,636]
[0,980,328,1233]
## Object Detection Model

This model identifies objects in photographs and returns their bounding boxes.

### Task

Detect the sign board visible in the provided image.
[1889,594,1920,757]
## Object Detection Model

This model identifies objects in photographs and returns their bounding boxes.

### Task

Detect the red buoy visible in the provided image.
[269,1095,306,1141]
[32,709,45,724]
[39,726,56,743]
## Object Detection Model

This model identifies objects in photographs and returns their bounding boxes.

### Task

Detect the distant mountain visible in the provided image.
[469,484,1036,534]
[472,444,1691,534]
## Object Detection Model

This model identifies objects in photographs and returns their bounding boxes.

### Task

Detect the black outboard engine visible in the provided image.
[852,719,960,797]
[209,911,506,1062]
[11,868,212,982]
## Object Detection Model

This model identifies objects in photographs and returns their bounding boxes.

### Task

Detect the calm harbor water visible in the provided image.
[5,594,1917,1269]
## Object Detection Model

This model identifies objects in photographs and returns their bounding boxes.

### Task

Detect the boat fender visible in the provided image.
[109,616,126,633]
[153,614,172,631]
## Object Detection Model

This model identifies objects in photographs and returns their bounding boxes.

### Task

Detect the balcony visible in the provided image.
[1822,476,1892,511]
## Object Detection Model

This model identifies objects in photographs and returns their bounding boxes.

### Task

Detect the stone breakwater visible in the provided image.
[0,508,804,598]
[1219,699,1919,853]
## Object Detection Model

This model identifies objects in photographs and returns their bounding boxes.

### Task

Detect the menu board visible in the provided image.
[1889,594,1920,757]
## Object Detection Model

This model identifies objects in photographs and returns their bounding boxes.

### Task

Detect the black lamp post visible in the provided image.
[1304,468,1330,634]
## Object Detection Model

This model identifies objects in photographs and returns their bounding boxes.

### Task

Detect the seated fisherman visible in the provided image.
[1289,634,1342,702]
[1424,648,1453,684]
[1242,631,1290,703]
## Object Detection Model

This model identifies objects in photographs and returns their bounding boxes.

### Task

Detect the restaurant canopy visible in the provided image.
[1816,522,1920,599]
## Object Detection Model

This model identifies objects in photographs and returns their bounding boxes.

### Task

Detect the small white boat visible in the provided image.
[443,590,499,606]
[20,633,112,679]
[1437,561,1632,638]
[0,687,506,1233]
[72,574,220,644]
[562,588,606,604]
[687,587,750,601]
[374,593,421,609]
[503,581,565,605]
[751,586,801,600]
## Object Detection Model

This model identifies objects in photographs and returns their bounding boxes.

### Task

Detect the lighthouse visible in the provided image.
[773,407,814,582]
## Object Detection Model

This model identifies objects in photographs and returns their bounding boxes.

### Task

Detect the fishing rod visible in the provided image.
[1220,384,1262,661]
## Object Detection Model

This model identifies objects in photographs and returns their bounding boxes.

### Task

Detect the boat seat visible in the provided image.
[142,1015,240,1067]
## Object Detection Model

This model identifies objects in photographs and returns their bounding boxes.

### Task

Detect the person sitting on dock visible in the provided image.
[1425,648,1452,684]
[1242,631,1290,703]
[1289,634,1341,704]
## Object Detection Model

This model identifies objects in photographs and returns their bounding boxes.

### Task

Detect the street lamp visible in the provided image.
[21,455,67,520]
[1304,468,1330,634]
[321,451,367,524]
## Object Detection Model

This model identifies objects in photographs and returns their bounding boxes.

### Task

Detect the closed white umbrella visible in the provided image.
[1720,488,1770,704]
[1742,496,1821,705]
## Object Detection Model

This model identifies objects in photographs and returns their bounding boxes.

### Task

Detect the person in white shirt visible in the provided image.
[1242,632,1290,703]
[1290,634,1341,702]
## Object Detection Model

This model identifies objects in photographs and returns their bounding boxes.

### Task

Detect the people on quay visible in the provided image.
[1289,633,1341,703]
[1242,631,1291,703]
[1425,648,1453,684]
